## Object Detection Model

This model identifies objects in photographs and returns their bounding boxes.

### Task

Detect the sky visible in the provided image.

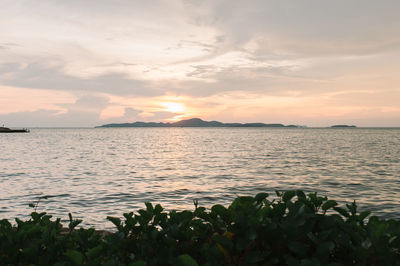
[1,0,399,127]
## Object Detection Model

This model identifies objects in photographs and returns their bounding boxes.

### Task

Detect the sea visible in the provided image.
[1,127,400,229]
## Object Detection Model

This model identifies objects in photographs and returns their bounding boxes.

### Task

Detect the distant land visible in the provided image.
[330,125,357,128]
[97,118,301,128]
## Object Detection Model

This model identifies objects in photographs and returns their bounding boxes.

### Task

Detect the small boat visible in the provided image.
[0,126,30,133]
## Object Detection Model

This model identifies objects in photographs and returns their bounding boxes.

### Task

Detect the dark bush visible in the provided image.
[1,191,399,265]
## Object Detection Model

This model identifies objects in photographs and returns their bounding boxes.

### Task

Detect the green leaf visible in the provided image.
[65,249,84,265]
[211,204,228,218]
[87,245,103,260]
[346,201,357,215]
[307,232,319,244]
[154,204,163,214]
[288,241,308,256]
[316,241,335,257]
[123,212,134,220]
[322,200,338,211]
[178,254,199,266]
[25,225,41,236]
[333,207,349,218]
[245,250,264,264]
[145,202,153,214]
[359,210,371,221]
[296,190,306,199]
[301,258,321,266]
[107,216,121,228]
[28,203,35,208]
[130,261,146,266]
[285,256,300,266]
[69,219,82,231]
[283,191,296,202]
[273,202,287,217]
[31,212,39,221]
[255,192,269,203]
[213,234,233,250]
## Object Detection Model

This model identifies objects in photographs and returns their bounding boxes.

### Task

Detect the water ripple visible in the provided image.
[1,127,399,228]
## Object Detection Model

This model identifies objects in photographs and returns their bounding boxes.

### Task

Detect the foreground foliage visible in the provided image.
[1,191,400,265]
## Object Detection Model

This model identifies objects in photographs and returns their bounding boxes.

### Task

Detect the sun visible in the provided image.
[162,102,186,113]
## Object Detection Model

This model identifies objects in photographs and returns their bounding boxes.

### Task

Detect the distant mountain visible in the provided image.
[330,125,357,128]
[97,118,300,128]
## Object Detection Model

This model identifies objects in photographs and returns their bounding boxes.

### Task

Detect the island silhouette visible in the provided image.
[97,118,300,128]
[330,125,357,128]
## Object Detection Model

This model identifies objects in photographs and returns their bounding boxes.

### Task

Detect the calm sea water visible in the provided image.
[1,128,400,228]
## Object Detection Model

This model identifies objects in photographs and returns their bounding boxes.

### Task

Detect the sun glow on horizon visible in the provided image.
[168,114,186,122]
[161,102,186,114]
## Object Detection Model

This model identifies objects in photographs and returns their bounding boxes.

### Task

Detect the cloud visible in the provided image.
[0,94,110,127]
[0,63,21,74]
[60,94,109,112]
[186,1,400,59]
[123,107,142,120]
[0,42,20,50]
[169,36,230,65]
[0,62,160,97]
[99,107,142,123]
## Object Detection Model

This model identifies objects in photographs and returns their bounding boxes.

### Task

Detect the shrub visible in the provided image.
[0,191,399,265]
